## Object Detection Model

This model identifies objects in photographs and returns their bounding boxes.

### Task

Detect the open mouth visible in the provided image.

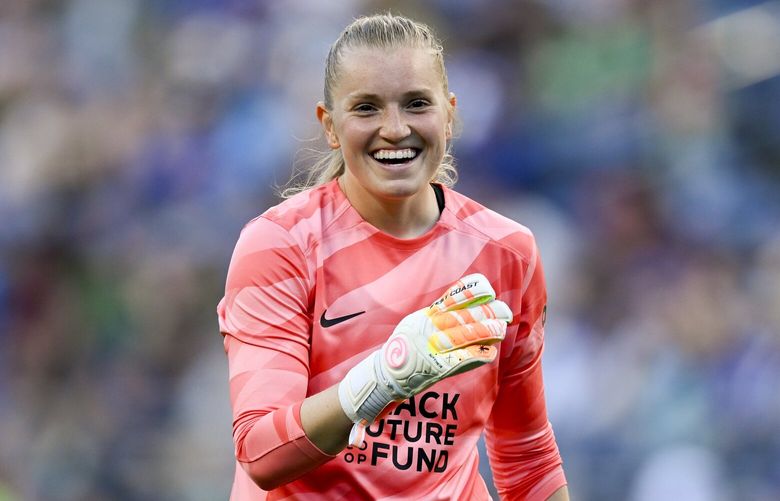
[372,148,420,165]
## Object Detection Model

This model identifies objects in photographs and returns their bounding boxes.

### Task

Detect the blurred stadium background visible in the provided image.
[2,0,780,499]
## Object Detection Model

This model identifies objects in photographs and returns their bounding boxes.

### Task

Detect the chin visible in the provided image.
[374,179,429,199]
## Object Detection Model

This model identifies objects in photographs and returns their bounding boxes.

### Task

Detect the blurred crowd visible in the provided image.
[1,0,779,500]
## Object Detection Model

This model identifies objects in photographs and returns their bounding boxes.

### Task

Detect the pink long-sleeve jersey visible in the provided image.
[217,180,566,500]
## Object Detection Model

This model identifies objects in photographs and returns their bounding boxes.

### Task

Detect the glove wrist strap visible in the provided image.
[338,351,398,445]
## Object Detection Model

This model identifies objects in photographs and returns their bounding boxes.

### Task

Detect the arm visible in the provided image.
[219,217,350,490]
[485,243,568,501]
[300,384,353,454]
[547,486,570,501]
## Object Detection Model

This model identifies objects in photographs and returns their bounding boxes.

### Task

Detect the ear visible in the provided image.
[446,92,457,139]
[316,102,340,149]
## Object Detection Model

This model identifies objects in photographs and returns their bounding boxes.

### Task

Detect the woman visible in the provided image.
[218,13,569,500]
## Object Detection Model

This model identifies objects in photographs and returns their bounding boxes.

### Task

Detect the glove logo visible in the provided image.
[385,338,408,369]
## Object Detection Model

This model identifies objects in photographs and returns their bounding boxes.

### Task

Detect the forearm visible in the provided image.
[226,334,351,491]
[546,485,570,501]
[236,385,350,490]
[487,320,567,500]
[300,384,353,454]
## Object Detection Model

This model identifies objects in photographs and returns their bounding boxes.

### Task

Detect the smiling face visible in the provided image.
[317,46,455,209]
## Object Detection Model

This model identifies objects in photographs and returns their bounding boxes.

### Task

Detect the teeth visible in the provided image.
[373,148,417,161]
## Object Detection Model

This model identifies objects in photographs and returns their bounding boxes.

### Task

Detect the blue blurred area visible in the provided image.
[1,1,779,499]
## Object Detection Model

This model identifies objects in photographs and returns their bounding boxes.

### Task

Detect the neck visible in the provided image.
[338,177,440,239]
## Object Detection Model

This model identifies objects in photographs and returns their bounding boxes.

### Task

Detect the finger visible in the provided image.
[430,300,513,331]
[429,318,507,352]
[428,273,495,314]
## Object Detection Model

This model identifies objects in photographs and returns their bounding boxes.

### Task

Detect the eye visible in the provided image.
[353,103,377,113]
[407,98,431,110]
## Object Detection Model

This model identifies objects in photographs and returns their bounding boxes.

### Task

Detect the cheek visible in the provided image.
[338,120,373,148]
[424,112,451,142]
[426,122,450,150]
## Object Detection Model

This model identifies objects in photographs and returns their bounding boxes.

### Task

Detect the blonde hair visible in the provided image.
[279,13,457,198]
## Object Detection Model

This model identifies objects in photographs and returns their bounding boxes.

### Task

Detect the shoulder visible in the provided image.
[442,186,539,262]
[260,181,342,230]
[240,181,348,254]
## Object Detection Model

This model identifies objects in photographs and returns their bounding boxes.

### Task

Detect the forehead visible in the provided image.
[333,46,444,99]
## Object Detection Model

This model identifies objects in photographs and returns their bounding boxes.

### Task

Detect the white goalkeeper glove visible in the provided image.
[338,273,513,446]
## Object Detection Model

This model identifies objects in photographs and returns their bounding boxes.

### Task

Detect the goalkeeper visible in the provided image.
[217,13,568,501]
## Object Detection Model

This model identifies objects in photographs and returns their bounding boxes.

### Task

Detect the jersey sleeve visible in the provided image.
[217,216,335,490]
[485,241,567,500]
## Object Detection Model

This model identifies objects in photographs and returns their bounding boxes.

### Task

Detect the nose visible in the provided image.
[379,107,411,142]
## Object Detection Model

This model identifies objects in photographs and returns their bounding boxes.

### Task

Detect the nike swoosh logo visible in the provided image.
[320,309,365,328]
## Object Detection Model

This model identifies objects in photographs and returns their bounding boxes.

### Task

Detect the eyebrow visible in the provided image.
[346,89,434,102]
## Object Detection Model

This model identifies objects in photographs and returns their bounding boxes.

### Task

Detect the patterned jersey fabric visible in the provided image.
[217,180,566,500]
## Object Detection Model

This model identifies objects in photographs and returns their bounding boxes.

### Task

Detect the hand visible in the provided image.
[338,273,512,445]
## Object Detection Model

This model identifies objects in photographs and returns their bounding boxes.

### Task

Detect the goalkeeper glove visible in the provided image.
[337,273,513,446]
